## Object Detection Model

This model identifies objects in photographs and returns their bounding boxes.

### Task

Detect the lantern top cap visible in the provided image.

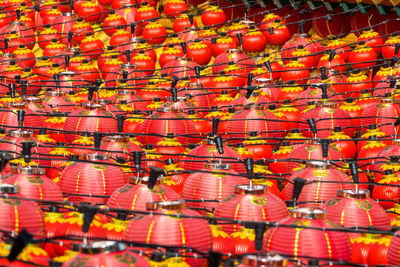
[6,129,33,138]
[81,102,106,110]
[59,71,76,76]
[0,184,20,194]
[146,200,186,211]
[80,241,126,254]
[3,102,27,109]
[337,189,370,199]
[204,162,231,170]
[290,207,327,219]
[103,135,129,143]
[305,160,331,169]
[82,153,108,161]
[234,184,267,195]
[10,166,44,175]
[242,253,289,266]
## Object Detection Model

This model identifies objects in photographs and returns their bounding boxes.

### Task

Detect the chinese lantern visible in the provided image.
[361,97,400,137]
[367,235,392,266]
[263,208,352,264]
[209,224,234,255]
[142,21,167,45]
[242,131,272,161]
[201,5,226,28]
[210,33,236,57]
[138,105,199,145]
[262,19,290,46]
[123,200,213,267]
[9,166,63,202]
[76,0,102,22]
[325,38,350,62]
[281,60,309,84]
[135,4,159,27]
[312,8,349,38]
[107,170,181,212]
[324,189,390,236]
[70,18,93,45]
[63,241,151,267]
[344,70,373,98]
[269,142,294,175]
[327,127,356,159]
[382,34,400,59]
[182,163,248,215]
[281,34,324,65]
[284,161,353,207]
[0,184,45,237]
[348,42,377,70]
[212,49,255,73]
[79,33,104,59]
[187,40,212,65]
[226,104,283,145]
[372,171,400,209]
[357,136,387,172]
[242,26,267,53]
[286,140,344,172]
[358,29,383,55]
[214,184,288,234]
[63,102,117,142]
[173,14,197,33]
[102,11,127,37]
[59,153,127,204]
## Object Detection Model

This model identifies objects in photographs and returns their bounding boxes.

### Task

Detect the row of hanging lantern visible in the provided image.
[1,0,400,265]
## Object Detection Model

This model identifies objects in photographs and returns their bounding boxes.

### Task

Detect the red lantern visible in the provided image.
[286,141,344,172]
[325,38,350,62]
[351,234,380,264]
[269,142,294,175]
[138,106,199,145]
[230,227,256,255]
[312,8,349,38]
[63,103,117,142]
[173,14,197,33]
[76,0,102,22]
[281,60,310,84]
[182,163,248,215]
[348,43,377,70]
[79,33,104,59]
[327,128,356,159]
[71,18,93,45]
[264,208,352,264]
[324,189,390,236]
[284,162,353,206]
[262,20,290,46]
[9,166,63,202]
[59,154,127,204]
[242,27,267,53]
[142,21,167,45]
[226,104,283,145]
[215,184,288,234]
[212,49,255,73]
[187,40,212,65]
[281,34,324,65]
[373,171,400,209]
[358,29,383,55]
[102,11,127,37]
[357,137,387,172]
[107,175,181,212]
[0,185,45,237]
[210,224,234,255]
[123,200,212,267]
[382,35,400,59]
[361,97,400,137]
[350,10,380,36]
[201,5,226,28]
[164,0,188,18]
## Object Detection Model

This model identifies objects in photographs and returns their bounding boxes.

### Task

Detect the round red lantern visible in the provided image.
[348,42,377,70]
[182,163,248,215]
[263,208,352,264]
[214,184,288,234]
[201,5,226,28]
[123,200,213,267]
[59,153,127,204]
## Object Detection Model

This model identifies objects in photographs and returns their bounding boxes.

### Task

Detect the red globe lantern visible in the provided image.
[323,189,390,236]
[382,35,400,60]
[357,137,388,172]
[79,33,104,59]
[367,235,392,266]
[242,27,267,53]
[286,140,344,172]
[358,29,383,55]
[102,11,127,37]
[373,171,400,209]
[59,154,127,204]
[263,208,352,264]
[325,38,350,62]
[173,14,197,33]
[201,5,226,28]
[123,200,213,267]
[226,104,283,145]
[187,40,212,65]
[300,102,353,138]
[71,18,93,45]
[164,0,188,18]
[280,60,310,84]
[63,241,151,267]
[214,184,288,234]
[348,42,377,70]
[269,142,294,175]
[262,19,290,46]
[138,106,199,145]
[107,174,181,212]
[289,45,315,69]
[142,21,167,45]
[281,34,324,65]
[210,224,234,255]
[361,97,400,137]
[212,49,255,73]
[0,184,45,237]
[182,163,248,215]
[351,234,380,264]
[350,9,380,36]
[317,53,346,73]
[8,166,63,202]
[135,4,159,27]
[230,227,256,255]
[284,161,353,206]
[327,128,356,160]
[63,103,117,142]
[312,8,349,38]
[76,0,102,22]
